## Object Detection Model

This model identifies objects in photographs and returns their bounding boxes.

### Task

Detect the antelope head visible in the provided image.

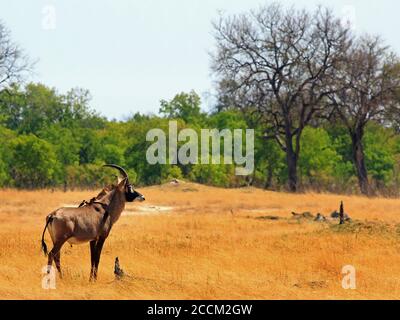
[103,164,145,202]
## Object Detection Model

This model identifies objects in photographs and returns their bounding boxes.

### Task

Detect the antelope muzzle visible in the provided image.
[126,184,145,202]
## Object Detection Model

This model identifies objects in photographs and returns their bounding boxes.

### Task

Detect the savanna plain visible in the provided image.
[1,182,400,300]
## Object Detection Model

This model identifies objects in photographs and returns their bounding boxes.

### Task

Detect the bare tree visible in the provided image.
[328,36,400,196]
[383,63,400,134]
[212,4,350,192]
[0,21,32,91]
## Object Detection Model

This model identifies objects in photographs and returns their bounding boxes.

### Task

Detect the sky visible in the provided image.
[0,0,399,120]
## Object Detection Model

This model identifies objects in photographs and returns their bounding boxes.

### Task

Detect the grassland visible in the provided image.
[0,182,400,300]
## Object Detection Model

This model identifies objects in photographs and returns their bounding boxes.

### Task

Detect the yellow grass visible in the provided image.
[1,182,400,300]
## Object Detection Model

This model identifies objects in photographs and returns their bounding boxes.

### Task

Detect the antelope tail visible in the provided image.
[41,215,53,256]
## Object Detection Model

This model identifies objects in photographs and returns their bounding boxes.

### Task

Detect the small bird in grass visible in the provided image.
[114,257,124,280]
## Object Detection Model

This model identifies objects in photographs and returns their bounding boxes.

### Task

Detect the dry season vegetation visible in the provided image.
[1,182,400,299]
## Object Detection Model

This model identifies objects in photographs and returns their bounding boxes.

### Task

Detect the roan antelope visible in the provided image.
[41,164,145,281]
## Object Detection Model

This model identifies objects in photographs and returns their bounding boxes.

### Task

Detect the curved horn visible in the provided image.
[103,164,128,179]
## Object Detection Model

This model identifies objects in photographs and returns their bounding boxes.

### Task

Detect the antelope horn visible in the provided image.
[103,164,129,180]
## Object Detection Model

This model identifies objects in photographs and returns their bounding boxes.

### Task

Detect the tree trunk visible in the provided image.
[351,128,372,196]
[264,164,273,190]
[287,150,298,192]
[282,130,299,193]
[283,125,299,193]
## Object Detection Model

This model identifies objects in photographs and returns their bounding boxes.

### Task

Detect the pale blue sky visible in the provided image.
[0,0,399,119]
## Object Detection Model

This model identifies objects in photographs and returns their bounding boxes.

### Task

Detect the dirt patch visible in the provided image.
[123,205,174,216]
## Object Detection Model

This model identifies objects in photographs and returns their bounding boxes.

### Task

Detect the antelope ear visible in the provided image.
[117,177,127,190]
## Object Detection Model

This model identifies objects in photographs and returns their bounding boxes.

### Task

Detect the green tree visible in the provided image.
[38,125,80,166]
[102,144,126,166]
[189,163,235,187]
[160,91,205,125]
[0,83,105,134]
[0,125,15,186]
[299,127,342,188]
[11,134,59,188]
[364,124,396,186]
[78,130,102,164]
[16,83,62,134]
[125,116,172,185]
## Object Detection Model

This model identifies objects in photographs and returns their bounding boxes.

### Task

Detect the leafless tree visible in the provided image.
[383,63,400,134]
[211,4,350,192]
[0,21,32,91]
[327,36,400,196]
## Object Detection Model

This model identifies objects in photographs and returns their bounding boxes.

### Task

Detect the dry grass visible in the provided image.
[1,182,400,300]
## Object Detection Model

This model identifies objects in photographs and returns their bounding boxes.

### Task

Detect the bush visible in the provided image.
[299,127,342,188]
[11,134,60,188]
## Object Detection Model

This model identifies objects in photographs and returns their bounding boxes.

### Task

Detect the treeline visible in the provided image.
[0,86,399,195]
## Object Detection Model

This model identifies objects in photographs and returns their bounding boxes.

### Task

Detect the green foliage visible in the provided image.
[160,91,205,125]
[189,163,234,187]
[208,109,247,130]
[38,125,80,166]
[0,83,399,193]
[161,165,183,183]
[66,164,118,189]
[0,125,15,186]
[252,126,286,189]
[124,116,172,185]
[364,124,396,184]
[325,125,356,185]
[299,127,341,186]
[102,144,126,167]
[0,83,105,135]
[11,134,60,188]
[78,130,102,164]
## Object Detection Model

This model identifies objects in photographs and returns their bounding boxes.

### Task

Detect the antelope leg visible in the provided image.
[47,239,67,275]
[89,240,97,281]
[92,238,106,280]
[54,251,62,277]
